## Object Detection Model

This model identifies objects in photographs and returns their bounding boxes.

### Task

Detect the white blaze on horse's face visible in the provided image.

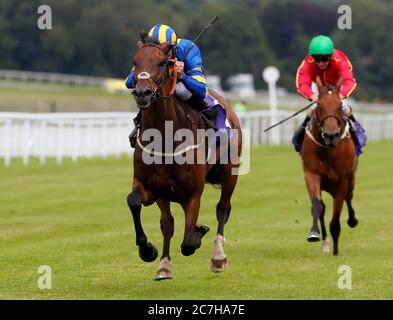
[137,72,151,81]
[317,94,344,147]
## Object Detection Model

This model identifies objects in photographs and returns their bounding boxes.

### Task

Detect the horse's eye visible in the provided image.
[158,60,165,67]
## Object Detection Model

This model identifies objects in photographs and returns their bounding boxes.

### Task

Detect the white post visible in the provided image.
[56,119,64,165]
[100,118,107,158]
[72,119,80,162]
[23,119,31,166]
[4,119,12,167]
[39,120,47,165]
[86,119,93,159]
[262,66,280,145]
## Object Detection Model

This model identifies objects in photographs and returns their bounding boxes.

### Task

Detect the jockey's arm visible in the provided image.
[178,40,208,100]
[181,68,208,100]
[337,56,357,99]
[125,67,135,89]
[296,58,314,100]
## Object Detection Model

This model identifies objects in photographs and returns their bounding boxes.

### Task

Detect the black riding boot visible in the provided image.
[293,115,310,148]
[348,114,359,146]
[129,111,141,148]
[186,95,218,130]
[186,95,208,111]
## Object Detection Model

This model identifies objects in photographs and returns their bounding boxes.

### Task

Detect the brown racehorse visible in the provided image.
[127,34,242,279]
[301,76,358,256]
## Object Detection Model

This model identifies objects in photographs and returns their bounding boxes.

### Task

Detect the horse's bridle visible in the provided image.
[314,92,345,139]
[132,43,175,106]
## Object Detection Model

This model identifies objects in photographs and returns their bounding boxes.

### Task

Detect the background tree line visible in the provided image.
[1,0,392,101]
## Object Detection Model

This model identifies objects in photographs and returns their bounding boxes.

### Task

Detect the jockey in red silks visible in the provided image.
[292,35,365,154]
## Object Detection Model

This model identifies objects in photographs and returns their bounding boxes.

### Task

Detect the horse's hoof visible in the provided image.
[307,231,321,242]
[347,218,358,228]
[210,257,227,273]
[139,242,158,262]
[154,268,173,281]
[322,239,330,253]
[195,224,210,238]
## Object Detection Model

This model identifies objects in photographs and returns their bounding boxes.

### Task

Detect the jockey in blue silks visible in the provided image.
[126,24,222,148]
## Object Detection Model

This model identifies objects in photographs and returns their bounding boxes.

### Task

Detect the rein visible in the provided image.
[136,129,205,157]
[306,122,350,149]
[316,113,344,138]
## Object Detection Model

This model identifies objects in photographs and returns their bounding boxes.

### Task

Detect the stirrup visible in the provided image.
[129,129,138,148]
[187,96,208,110]
[129,112,141,148]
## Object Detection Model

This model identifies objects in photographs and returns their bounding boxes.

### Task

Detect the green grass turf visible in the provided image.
[0,80,289,112]
[0,81,136,112]
[0,141,392,299]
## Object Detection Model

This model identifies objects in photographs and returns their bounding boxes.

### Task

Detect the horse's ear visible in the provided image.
[136,40,144,49]
[335,76,344,92]
[140,31,148,43]
[315,76,323,88]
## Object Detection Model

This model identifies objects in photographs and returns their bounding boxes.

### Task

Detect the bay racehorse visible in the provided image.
[301,76,358,256]
[127,33,242,279]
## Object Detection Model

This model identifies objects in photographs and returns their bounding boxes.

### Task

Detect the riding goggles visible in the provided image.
[313,55,331,62]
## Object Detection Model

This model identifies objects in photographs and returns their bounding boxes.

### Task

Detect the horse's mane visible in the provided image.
[140,31,160,45]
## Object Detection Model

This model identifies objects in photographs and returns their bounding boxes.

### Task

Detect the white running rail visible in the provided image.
[1,111,393,167]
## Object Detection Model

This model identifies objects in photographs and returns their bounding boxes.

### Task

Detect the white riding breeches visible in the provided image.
[175,81,192,101]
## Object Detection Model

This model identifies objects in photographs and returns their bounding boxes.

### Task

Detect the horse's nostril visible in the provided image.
[325,131,340,140]
[133,90,141,98]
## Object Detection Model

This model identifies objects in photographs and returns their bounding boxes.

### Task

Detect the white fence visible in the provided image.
[0,69,106,87]
[1,111,393,166]
[0,112,136,166]
[239,110,393,145]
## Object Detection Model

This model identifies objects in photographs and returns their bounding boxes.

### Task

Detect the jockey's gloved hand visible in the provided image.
[341,98,352,120]
[310,93,319,102]
[174,60,184,80]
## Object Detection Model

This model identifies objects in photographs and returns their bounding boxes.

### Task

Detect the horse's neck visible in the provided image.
[141,97,190,132]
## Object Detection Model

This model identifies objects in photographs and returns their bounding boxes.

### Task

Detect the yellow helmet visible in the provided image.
[148,24,177,45]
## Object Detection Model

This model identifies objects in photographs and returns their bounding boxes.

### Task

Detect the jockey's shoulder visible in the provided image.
[303,49,350,65]
[177,38,198,51]
[176,38,201,61]
[177,38,192,46]
[332,49,351,63]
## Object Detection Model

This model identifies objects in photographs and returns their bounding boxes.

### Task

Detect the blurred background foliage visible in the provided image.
[1,0,392,101]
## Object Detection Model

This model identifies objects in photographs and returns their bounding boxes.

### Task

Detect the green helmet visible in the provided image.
[308,35,334,55]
